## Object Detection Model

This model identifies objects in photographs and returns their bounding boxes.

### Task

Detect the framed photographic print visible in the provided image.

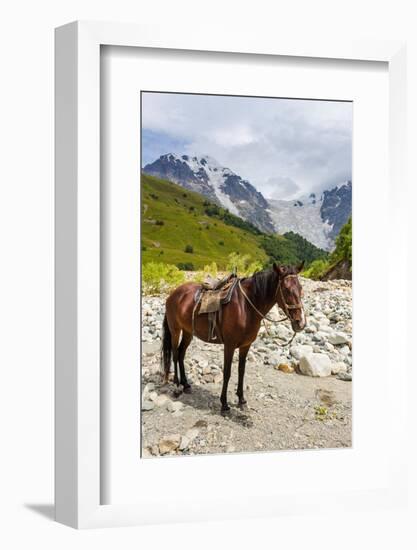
[55,21,407,528]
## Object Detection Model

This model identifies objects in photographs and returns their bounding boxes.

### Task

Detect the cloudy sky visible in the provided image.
[141,92,352,200]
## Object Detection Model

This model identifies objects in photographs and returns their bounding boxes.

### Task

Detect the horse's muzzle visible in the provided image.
[291,319,306,332]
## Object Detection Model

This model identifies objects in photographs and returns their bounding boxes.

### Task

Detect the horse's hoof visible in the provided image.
[173,388,183,398]
[238,401,247,410]
[183,385,192,394]
[221,405,230,415]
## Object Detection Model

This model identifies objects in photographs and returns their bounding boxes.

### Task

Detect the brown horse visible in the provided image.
[161,262,306,412]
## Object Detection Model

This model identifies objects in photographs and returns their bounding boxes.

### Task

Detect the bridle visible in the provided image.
[238,273,305,346]
[275,274,304,319]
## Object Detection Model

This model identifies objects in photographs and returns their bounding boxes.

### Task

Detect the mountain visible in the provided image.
[141,174,327,270]
[143,153,275,233]
[267,181,352,250]
[143,153,351,251]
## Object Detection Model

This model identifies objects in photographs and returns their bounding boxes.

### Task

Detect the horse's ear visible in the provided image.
[297,260,305,273]
[273,263,286,276]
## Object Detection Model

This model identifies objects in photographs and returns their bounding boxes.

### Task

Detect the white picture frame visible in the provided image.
[55,21,407,529]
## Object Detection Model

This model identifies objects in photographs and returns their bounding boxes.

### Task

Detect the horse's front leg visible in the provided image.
[220,344,235,413]
[236,344,250,408]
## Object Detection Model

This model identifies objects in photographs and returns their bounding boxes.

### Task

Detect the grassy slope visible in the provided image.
[141,174,267,269]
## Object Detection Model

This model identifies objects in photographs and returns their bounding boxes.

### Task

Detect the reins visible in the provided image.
[238,274,304,347]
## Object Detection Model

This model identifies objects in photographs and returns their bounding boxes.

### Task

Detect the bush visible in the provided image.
[302,259,329,280]
[226,252,263,277]
[142,262,185,294]
[155,220,164,226]
[193,262,218,283]
[218,240,224,246]
[177,262,194,271]
[184,244,194,254]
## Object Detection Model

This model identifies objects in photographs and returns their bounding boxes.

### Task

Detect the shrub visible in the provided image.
[302,259,329,280]
[184,244,194,254]
[155,219,164,226]
[226,252,263,276]
[218,240,224,246]
[142,262,185,294]
[177,262,194,271]
[193,262,218,283]
[149,193,158,200]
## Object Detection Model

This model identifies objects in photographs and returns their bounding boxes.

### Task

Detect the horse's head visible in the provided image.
[273,262,306,332]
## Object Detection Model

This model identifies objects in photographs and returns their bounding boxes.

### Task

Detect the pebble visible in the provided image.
[336,372,352,381]
[167,401,184,413]
[159,435,181,454]
[155,394,169,407]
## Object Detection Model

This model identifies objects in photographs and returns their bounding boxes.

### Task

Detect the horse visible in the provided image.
[161,262,306,413]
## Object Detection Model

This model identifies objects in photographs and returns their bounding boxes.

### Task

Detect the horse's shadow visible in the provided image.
[168,382,255,428]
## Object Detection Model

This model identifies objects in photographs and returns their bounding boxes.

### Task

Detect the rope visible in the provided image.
[238,279,297,347]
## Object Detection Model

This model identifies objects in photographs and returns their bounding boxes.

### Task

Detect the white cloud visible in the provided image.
[142,92,352,197]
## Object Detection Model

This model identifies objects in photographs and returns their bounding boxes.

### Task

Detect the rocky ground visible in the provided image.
[141,277,352,458]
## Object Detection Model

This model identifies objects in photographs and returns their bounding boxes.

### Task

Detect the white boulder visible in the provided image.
[328,332,350,345]
[299,353,332,377]
[290,344,313,360]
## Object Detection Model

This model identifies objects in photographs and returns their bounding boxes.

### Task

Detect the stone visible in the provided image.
[155,394,169,407]
[158,434,181,454]
[142,341,160,355]
[266,352,283,365]
[144,382,155,393]
[274,363,295,374]
[213,373,223,384]
[148,391,158,402]
[290,344,313,360]
[179,435,190,450]
[185,428,199,443]
[277,325,292,339]
[142,447,153,458]
[299,353,332,377]
[328,332,350,345]
[336,372,352,381]
[331,362,348,375]
[167,400,184,413]
[141,400,154,411]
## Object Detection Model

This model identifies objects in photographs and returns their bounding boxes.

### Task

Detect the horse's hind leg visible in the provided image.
[178,331,193,393]
[170,327,182,389]
[220,344,235,413]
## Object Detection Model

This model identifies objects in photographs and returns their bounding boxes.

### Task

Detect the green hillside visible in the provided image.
[141,174,267,269]
[141,174,328,270]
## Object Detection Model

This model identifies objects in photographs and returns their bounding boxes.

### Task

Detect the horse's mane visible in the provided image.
[248,266,299,301]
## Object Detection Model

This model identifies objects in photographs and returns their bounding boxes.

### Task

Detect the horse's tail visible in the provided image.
[161,314,172,382]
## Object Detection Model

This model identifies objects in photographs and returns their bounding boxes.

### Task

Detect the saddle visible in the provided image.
[193,273,238,342]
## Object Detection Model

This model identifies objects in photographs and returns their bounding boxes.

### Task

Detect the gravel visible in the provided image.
[141,277,352,457]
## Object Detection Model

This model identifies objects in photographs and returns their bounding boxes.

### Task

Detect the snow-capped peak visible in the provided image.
[143,153,275,233]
